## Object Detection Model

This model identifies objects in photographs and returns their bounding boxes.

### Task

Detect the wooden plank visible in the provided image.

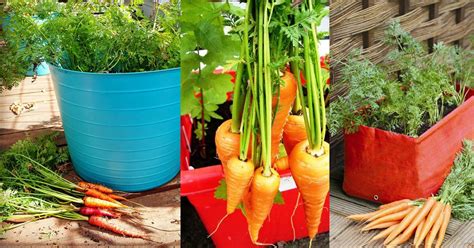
[0,128,64,151]
[329,212,352,240]
[443,220,474,247]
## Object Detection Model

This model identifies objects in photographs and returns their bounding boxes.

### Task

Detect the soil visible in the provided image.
[190,101,232,169]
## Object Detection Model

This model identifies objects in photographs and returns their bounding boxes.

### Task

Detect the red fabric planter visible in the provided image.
[343,95,474,203]
[181,165,329,247]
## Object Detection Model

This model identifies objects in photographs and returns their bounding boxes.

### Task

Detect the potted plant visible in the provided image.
[329,22,474,203]
[181,0,330,246]
[5,1,181,192]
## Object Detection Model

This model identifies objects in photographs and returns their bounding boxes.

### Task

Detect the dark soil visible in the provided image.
[190,101,232,168]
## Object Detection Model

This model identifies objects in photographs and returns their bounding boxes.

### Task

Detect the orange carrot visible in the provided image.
[83,197,125,209]
[347,212,377,222]
[434,203,451,248]
[414,217,426,247]
[371,224,399,242]
[415,200,444,247]
[246,167,280,244]
[225,156,254,214]
[271,71,297,163]
[383,205,421,245]
[424,204,445,248]
[362,207,412,231]
[84,189,125,206]
[78,182,114,194]
[289,140,329,240]
[388,224,416,247]
[215,119,242,168]
[274,156,289,171]
[367,201,412,222]
[363,221,400,231]
[108,194,127,201]
[379,199,411,210]
[282,114,306,155]
[88,216,148,239]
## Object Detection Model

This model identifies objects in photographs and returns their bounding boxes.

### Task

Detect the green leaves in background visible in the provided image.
[180,0,240,140]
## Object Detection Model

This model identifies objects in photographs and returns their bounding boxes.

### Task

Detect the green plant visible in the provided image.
[1,1,180,91]
[329,21,472,137]
[180,0,240,152]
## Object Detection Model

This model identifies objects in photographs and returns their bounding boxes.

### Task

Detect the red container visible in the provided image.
[181,164,329,247]
[343,95,474,203]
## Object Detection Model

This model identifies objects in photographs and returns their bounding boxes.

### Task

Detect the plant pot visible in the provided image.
[343,95,474,203]
[181,164,329,247]
[49,65,181,192]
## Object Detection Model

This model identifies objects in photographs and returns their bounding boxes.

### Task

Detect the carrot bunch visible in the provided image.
[347,140,474,247]
[347,197,450,247]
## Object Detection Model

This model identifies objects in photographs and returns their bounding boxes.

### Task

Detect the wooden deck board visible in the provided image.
[330,142,470,247]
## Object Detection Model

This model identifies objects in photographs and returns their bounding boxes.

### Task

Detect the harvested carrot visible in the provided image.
[215,119,242,168]
[391,197,436,244]
[363,221,400,231]
[424,204,445,248]
[371,224,399,242]
[274,156,289,171]
[246,167,280,243]
[415,199,444,247]
[225,156,254,214]
[78,182,114,194]
[282,114,306,155]
[79,207,121,218]
[85,189,125,206]
[108,194,127,201]
[362,207,411,231]
[83,197,124,209]
[367,201,412,222]
[289,140,329,240]
[414,217,426,247]
[388,224,416,247]
[383,205,421,245]
[379,199,411,210]
[435,203,451,248]
[88,216,148,239]
[347,212,377,222]
[271,71,297,163]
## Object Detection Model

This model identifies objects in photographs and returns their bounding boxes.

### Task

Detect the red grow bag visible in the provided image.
[343,95,474,203]
[181,165,329,247]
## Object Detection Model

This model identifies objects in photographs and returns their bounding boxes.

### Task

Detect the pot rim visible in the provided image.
[48,63,180,76]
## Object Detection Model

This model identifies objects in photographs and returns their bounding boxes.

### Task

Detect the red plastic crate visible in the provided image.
[181,164,329,247]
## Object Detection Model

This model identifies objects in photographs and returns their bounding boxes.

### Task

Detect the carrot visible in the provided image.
[367,201,412,222]
[84,189,125,206]
[383,205,421,245]
[225,156,254,214]
[271,71,297,163]
[424,204,445,248]
[363,221,400,231]
[274,156,289,171]
[282,114,306,155]
[79,207,121,218]
[387,224,416,247]
[108,194,127,201]
[362,207,411,231]
[88,216,148,239]
[371,224,399,242]
[83,197,125,209]
[414,199,444,247]
[246,167,280,243]
[215,119,242,168]
[379,199,411,210]
[289,140,329,240]
[77,182,114,194]
[414,217,426,247]
[347,212,377,222]
[434,203,451,248]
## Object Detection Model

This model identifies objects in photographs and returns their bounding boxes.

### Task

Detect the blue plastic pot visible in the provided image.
[49,65,181,192]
